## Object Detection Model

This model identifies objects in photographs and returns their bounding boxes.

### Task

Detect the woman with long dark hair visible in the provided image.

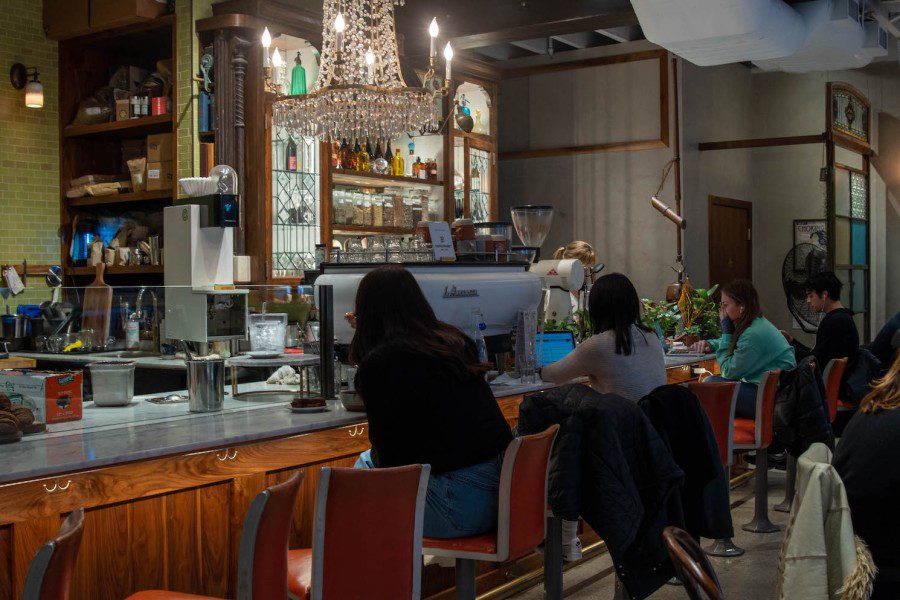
[541,272,666,401]
[350,265,513,538]
[691,279,796,418]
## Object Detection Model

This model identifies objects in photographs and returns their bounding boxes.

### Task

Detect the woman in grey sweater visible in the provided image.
[542,273,665,401]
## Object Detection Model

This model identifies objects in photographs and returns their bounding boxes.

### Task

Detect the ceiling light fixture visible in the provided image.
[264,0,453,141]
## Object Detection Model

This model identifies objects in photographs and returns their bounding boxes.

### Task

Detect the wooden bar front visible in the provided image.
[0,360,716,599]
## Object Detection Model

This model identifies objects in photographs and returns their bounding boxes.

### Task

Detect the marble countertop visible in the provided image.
[0,380,550,485]
[10,350,188,370]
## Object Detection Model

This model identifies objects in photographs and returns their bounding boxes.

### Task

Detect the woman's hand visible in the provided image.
[344,312,357,329]
[691,340,712,354]
[779,329,793,343]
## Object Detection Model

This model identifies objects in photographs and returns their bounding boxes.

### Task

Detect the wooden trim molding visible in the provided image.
[500,50,669,161]
[698,134,825,152]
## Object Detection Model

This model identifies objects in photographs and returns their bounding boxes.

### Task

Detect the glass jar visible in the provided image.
[382,194,394,226]
[402,198,415,229]
[372,197,384,227]
[362,199,373,226]
[386,237,402,263]
[353,196,365,226]
[393,194,406,228]
[418,189,431,222]
[369,237,387,262]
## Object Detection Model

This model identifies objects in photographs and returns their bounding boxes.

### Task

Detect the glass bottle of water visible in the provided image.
[471,308,489,364]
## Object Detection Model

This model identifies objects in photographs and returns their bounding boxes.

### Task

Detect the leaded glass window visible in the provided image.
[850,172,867,219]
[469,147,490,222]
[831,89,869,142]
[272,127,320,278]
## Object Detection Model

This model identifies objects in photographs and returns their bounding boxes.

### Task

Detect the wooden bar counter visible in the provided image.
[0,356,716,600]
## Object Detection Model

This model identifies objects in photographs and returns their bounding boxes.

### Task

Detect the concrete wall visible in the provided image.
[499,47,679,299]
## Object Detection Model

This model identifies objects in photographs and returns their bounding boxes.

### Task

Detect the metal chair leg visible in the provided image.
[706,538,746,557]
[742,448,781,533]
[454,558,476,600]
[773,454,796,513]
[544,516,564,600]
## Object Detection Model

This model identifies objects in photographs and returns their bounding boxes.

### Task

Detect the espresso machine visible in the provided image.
[315,262,542,371]
[163,202,247,344]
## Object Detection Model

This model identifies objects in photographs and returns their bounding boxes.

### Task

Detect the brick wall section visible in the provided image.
[176,0,214,196]
[0,0,59,308]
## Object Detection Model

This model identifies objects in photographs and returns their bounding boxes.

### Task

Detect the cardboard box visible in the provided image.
[91,0,168,31]
[0,370,83,424]
[146,161,173,191]
[43,0,91,40]
[147,134,172,163]
[115,99,131,121]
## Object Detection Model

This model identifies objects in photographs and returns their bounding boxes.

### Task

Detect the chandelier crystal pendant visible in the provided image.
[268,0,452,142]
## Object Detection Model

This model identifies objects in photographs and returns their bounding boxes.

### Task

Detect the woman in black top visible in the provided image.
[834,352,900,599]
[350,265,513,538]
[781,271,859,368]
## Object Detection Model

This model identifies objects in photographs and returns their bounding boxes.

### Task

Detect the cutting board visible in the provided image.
[81,263,112,350]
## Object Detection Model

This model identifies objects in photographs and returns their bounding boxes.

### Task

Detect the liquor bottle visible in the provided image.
[365,138,374,172]
[290,52,307,95]
[427,158,438,180]
[286,137,298,171]
[415,156,425,179]
[373,140,389,174]
[407,142,415,177]
[384,142,394,166]
[356,140,370,173]
[392,143,405,177]
[339,139,356,170]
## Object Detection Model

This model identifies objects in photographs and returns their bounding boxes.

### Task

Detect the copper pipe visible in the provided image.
[651,195,686,229]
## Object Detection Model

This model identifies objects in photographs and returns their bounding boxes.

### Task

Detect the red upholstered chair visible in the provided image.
[127,471,304,600]
[732,370,781,533]
[688,381,744,557]
[421,425,560,600]
[286,464,431,600]
[23,507,85,600]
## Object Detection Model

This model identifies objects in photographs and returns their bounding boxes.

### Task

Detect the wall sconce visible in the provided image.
[10,63,43,109]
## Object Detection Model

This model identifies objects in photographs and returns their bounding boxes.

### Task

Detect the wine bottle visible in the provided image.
[355,140,369,173]
[286,137,298,171]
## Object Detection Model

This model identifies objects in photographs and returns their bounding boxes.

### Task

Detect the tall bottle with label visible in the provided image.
[356,140,370,173]
[286,137,298,171]
[392,143,405,177]
[407,142,415,177]
[338,139,356,170]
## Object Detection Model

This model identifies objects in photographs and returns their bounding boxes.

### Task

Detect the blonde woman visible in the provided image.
[554,241,598,313]
[834,352,900,599]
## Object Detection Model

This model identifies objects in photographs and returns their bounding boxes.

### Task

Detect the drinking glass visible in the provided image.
[248,313,287,354]
[516,309,538,383]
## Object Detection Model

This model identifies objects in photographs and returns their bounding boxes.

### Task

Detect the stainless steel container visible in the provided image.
[186,358,225,412]
[87,361,135,407]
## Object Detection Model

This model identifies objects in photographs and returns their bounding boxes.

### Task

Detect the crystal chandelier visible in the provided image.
[264,0,453,142]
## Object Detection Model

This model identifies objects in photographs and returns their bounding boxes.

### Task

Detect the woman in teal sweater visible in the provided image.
[691,279,796,418]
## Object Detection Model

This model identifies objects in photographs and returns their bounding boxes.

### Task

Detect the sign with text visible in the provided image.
[427,222,456,261]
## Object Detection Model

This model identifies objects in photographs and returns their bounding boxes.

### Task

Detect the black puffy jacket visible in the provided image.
[638,385,734,540]
[773,356,834,457]
[518,384,684,600]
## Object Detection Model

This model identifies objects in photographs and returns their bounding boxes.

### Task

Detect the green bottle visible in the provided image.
[290,52,307,95]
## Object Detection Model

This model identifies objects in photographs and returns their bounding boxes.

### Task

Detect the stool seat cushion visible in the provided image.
[423,532,498,555]
[286,548,313,599]
[126,592,220,600]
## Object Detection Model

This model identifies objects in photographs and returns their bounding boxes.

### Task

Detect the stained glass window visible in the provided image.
[831,89,869,142]
[469,147,490,223]
[850,172,867,219]
[271,126,320,278]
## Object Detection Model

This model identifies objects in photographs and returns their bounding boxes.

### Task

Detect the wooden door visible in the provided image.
[708,196,752,286]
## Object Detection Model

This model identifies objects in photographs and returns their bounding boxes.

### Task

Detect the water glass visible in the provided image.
[516,309,538,383]
[248,313,287,354]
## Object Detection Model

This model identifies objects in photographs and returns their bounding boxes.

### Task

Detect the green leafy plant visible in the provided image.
[641,284,721,340]
[543,309,592,344]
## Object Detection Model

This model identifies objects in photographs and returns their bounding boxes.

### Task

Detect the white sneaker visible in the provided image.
[423,554,456,568]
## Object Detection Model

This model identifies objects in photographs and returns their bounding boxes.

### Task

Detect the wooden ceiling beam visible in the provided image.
[449,10,639,51]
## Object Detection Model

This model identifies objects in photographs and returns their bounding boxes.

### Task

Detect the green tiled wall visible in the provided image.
[0,0,59,309]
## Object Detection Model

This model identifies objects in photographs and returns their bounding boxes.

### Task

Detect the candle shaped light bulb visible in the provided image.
[272,47,283,88]
[272,47,283,68]
[334,12,346,51]
[261,27,272,67]
[365,48,375,83]
[443,42,453,81]
[428,18,439,58]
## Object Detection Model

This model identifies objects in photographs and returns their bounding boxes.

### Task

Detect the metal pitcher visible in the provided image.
[186,358,225,412]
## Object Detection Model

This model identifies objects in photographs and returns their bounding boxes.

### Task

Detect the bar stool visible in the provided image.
[127,471,304,600]
[421,425,560,600]
[23,507,85,600]
[773,358,847,514]
[734,370,781,533]
[286,464,431,600]
[687,381,744,557]
[662,526,724,600]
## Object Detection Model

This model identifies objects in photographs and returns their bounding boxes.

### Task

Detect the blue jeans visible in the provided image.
[354,449,502,538]
[705,376,759,419]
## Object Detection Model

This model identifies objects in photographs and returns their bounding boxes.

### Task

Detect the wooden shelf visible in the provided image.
[331,169,443,189]
[64,114,173,138]
[68,265,164,276]
[332,224,416,235]
[67,190,172,207]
